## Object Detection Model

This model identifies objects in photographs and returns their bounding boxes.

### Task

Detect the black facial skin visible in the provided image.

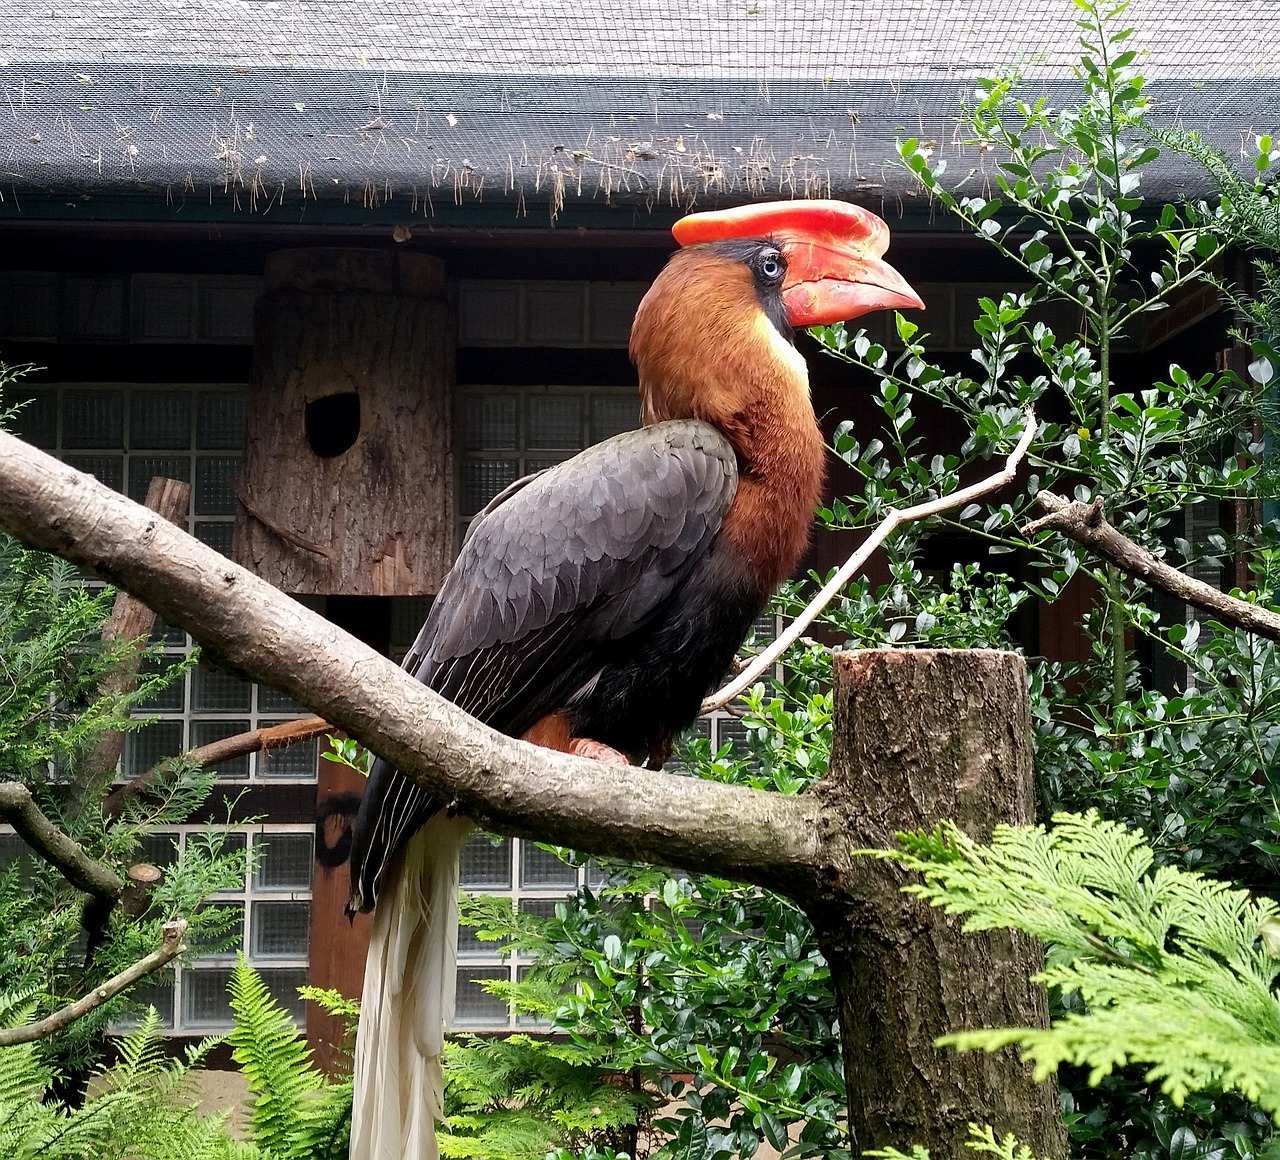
[706,237,793,343]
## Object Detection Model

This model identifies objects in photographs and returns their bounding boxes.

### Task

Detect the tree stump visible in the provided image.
[232,249,454,595]
[805,649,1067,1157]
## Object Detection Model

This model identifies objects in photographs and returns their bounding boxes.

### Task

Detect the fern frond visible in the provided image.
[227,955,351,1159]
[865,1123,1050,1160]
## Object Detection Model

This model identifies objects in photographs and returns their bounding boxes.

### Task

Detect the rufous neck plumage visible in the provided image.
[630,247,826,595]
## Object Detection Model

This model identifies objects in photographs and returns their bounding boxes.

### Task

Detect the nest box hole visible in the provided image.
[305,392,361,458]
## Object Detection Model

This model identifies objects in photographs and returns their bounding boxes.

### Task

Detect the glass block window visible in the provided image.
[62,277,126,340]
[458,386,639,523]
[31,828,310,1035]
[121,625,316,781]
[456,834,605,1030]
[0,273,260,345]
[6,383,315,783]
[116,826,315,1033]
[132,278,196,341]
[458,282,647,349]
[0,272,58,340]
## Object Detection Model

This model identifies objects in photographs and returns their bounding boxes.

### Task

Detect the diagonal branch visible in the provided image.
[102,716,331,819]
[1024,491,1280,643]
[0,781,125,904]
[0,920,187,1047]
[702,409,1039,712]
[0,433,824,896]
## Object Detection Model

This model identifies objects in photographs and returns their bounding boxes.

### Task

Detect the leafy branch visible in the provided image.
[0,921,187,1047]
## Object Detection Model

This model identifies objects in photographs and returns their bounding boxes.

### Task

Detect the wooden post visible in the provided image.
[82,475,191,782]
[232,249,455,596]
[805,649,1068,1157]
[308,744,372,1074]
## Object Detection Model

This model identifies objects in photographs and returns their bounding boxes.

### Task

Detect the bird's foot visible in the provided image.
[645,738,673,771]
[569,738,631,765]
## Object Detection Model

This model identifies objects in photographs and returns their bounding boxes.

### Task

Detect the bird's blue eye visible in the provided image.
[759,255,783,281]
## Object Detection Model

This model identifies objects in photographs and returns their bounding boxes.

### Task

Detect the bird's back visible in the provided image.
[349,419,747,912]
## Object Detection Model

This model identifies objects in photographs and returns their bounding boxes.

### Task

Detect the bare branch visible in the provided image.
[0,434,822,895]
[702,410,1039,712]
[0,782,124,904]
[0,920,187,1047]
[1024,491,1280,642]
[103,716,330,818]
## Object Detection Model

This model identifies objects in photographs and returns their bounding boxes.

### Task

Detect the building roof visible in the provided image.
[1,0,1277,226]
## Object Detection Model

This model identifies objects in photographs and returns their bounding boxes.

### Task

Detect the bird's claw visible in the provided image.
[569,738,632,766]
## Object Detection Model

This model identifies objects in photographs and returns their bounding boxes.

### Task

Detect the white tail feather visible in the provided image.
[350,812,476,1160]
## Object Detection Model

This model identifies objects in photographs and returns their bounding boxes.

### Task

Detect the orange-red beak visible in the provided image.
[671,199,924,327]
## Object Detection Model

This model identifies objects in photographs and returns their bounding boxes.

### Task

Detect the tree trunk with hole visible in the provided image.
[232,249,454,595]
[801,649,1067,1156]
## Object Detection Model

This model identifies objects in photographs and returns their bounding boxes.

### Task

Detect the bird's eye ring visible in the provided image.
[758,254,783,281]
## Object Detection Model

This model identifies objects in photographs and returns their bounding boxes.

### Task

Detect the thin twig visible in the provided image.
[701,409,1039,713]
[1024,491,1280,643]
[103,715,330,818]
[0,782,124,904]
[0,920,187,1047]
[235,486,334,559]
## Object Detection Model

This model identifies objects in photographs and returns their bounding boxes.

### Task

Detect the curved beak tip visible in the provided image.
[776,230,921,327]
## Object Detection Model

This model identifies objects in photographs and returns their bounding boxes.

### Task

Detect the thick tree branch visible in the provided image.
[0,920,187,1047]
[0,781,125,904]
[102,716,330,819]
[0,434,823,895]
[703,410,1039,712]
[1024,491,1280,642]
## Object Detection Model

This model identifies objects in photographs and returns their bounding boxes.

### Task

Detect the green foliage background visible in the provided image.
[5,0,1280,1155]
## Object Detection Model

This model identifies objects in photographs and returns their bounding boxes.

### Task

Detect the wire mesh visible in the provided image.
[1,1,1274,211]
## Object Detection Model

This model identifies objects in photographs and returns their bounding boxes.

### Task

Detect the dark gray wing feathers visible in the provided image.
[424,420,737,697]
[348,420,738,911]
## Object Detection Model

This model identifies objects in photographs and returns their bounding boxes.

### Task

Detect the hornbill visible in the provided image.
[347,199,923,1160]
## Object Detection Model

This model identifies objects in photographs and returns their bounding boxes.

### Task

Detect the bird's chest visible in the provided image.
[564,541,764,760]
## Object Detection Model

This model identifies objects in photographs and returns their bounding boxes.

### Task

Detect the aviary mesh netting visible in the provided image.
[0,0,1276,215]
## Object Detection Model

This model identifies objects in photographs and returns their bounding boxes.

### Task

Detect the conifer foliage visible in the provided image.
[884,812,1280,1115]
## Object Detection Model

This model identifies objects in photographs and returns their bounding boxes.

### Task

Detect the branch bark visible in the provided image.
[811,650,1066,1155]
[1024,491,1280,642]
[102,715,330,819]
[0,433,821,893]
[0,920,187,1047]
[0,781,125,904]
[0,435,1066,1153]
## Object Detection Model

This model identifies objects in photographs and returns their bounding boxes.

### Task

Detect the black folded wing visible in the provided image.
[349,420,739,910]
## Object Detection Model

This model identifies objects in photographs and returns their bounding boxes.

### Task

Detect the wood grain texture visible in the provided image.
[808,649,1067,1157]
[232,249,454,596]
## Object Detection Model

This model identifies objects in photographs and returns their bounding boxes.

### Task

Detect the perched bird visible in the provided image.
[347,199,923,1160]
